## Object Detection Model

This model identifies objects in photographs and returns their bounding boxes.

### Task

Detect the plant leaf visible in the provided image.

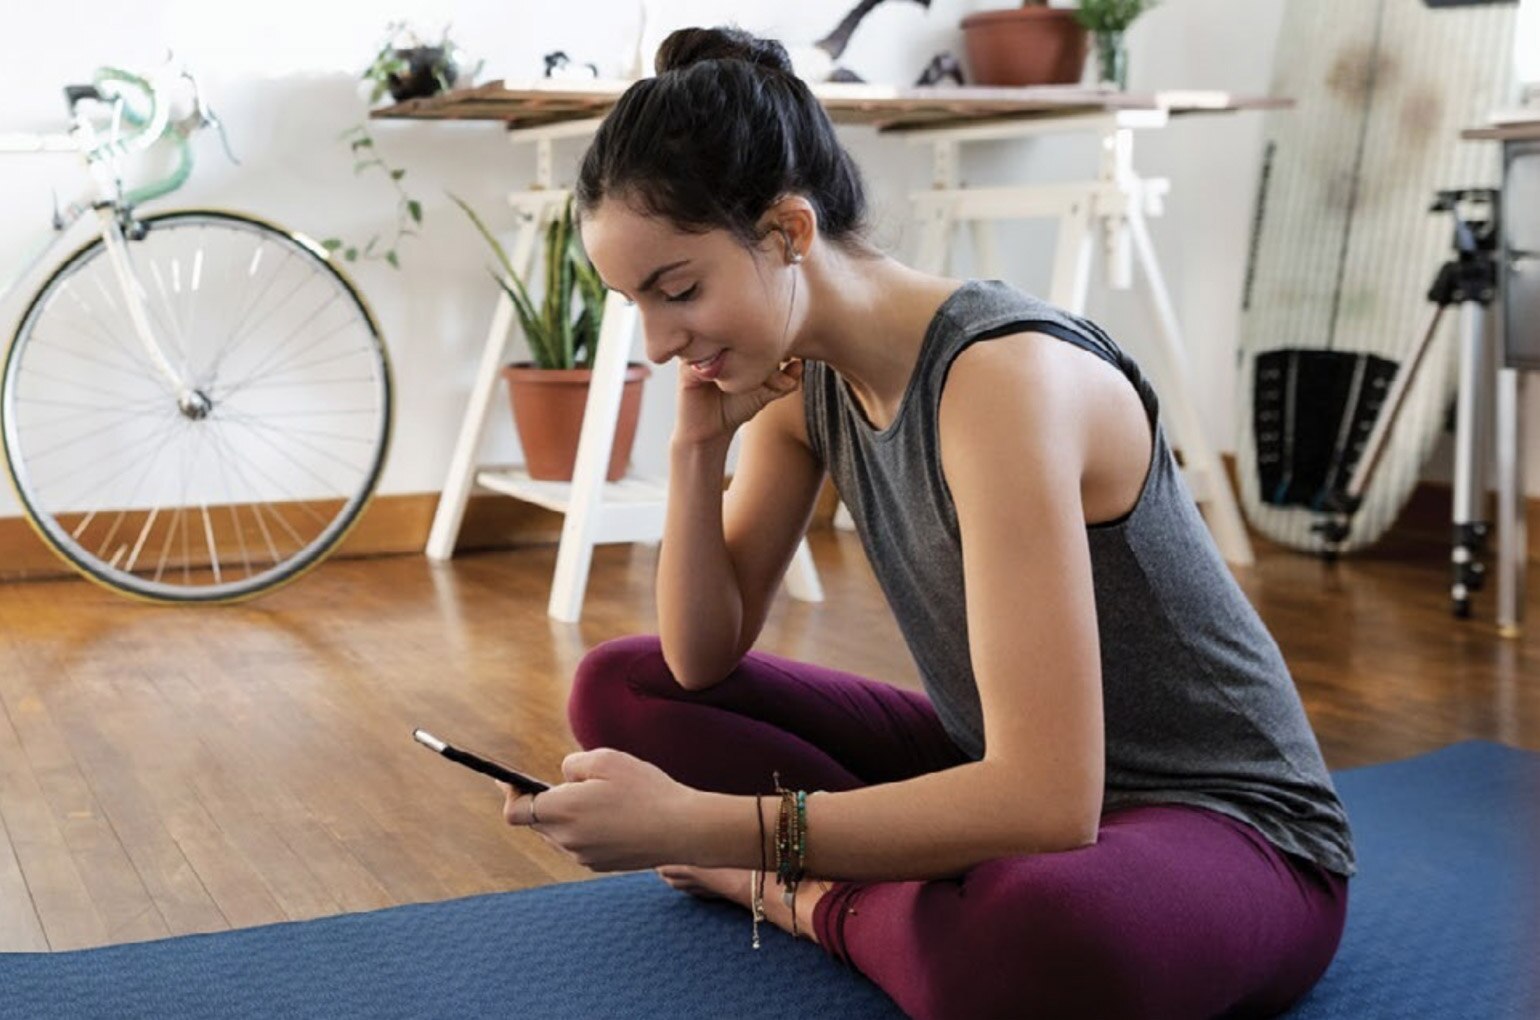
[385,251,400,269]
[408,200,423,225]
[321,238,344,251]
[391,168,406,181]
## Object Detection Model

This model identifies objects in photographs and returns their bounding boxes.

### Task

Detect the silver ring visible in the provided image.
[528,793,540,827]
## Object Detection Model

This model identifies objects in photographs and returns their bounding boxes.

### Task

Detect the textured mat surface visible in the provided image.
[1,741,1535,1018]
[1288,740,1540,1018]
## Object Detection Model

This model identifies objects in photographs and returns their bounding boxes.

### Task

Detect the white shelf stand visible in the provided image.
[426,119,824,621]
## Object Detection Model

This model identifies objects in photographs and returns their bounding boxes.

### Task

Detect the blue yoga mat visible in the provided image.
[2,741,1536,1019]
[1288,740,1539,1018]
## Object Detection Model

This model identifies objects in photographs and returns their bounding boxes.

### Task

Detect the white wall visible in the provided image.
[2,0,1536,521]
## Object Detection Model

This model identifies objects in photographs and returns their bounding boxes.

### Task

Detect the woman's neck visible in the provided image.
[792,248,961,430]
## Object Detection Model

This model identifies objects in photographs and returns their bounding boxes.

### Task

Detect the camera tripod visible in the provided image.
[1312,188,1500,618]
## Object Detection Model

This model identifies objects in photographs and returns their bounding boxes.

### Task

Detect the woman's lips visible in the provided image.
[689,349,726,380]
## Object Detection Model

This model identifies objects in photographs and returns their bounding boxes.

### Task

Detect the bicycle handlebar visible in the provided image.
[65,59,237,208]
[88,66,171,159]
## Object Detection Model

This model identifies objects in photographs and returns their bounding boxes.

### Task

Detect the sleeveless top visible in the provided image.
[801,280,1356,876]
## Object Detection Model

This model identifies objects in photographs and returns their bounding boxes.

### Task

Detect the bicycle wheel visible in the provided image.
[2,209,392,603]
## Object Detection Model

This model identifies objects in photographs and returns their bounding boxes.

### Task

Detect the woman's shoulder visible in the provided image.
[939,330,1154,525]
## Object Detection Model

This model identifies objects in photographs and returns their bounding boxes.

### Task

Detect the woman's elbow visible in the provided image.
[662,646,735,692]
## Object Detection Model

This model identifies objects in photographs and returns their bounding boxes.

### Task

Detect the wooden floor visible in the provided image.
[0,526,1535,953]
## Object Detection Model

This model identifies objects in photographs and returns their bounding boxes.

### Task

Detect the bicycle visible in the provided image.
[0,60,393,603]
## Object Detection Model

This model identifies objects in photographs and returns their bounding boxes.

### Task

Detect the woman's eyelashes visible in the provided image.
[663,283,699,304]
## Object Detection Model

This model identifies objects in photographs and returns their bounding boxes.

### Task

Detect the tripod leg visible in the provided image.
[1495,368,1526,637]
[1451,300,1489,617]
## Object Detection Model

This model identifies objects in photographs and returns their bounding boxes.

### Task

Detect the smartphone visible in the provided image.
[412,729,551,795]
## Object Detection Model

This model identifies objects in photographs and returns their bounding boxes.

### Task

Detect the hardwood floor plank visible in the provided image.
[0,801,48,953]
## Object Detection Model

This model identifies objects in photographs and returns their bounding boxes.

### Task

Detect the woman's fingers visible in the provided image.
[502,790,534,827]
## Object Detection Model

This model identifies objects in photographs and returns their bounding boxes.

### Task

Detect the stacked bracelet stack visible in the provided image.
[770,772,810,941]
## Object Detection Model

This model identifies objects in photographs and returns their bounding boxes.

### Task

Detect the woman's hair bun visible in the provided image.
[654,26,793,76]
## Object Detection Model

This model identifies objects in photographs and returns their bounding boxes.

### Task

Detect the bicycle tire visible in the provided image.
[2,209,393,603]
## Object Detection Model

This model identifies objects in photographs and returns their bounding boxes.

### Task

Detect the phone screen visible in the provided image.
[412,729,551,795]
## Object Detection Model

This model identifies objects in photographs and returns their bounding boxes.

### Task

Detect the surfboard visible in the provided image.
[1236,0,1517,553]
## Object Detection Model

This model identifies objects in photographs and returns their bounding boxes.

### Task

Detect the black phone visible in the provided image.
[412,729,552,795]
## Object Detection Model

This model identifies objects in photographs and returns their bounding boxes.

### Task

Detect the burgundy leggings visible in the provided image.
[566,636,1348,1020]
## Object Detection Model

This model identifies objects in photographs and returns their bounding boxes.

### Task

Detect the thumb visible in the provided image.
[562,747,620,782]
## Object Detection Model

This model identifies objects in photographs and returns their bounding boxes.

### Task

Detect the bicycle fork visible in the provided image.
[94,205,212,419]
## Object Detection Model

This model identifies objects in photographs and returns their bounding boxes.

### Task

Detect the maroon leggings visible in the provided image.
[567,636,1348,1020]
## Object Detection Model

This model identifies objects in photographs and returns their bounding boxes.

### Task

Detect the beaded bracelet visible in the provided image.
[752,793,767,950]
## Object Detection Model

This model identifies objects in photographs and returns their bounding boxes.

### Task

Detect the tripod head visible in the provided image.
[1427,187,1500,307]
[1430,187,1500,256]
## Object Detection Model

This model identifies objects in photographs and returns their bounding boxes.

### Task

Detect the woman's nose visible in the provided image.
[643,321,688,365]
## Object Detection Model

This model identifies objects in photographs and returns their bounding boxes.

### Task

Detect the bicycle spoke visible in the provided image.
[200,501,221,585]
[234,376,378,391]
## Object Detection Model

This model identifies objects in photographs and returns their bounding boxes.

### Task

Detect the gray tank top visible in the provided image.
[802,280,1356,876]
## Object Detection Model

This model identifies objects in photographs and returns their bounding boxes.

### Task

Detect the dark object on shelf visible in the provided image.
[386,46,458,103]
[959,7,1089,87]
[916,51,965,87]
[543,51,600,80]
[816,0,933,63]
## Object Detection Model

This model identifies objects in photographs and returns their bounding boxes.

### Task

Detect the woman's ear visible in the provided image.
[760,197,818,264]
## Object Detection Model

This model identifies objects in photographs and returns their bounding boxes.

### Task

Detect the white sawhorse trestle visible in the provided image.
[855,109,1255,567]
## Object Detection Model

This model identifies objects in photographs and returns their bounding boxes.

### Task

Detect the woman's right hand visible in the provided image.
[672,357,804,447]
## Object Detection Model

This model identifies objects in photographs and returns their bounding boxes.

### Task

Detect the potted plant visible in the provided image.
[323,22,482,269]
[959,2,1088,87]
[364,21,468,105]
[453,194,650,484]
[1074,0,1157,91]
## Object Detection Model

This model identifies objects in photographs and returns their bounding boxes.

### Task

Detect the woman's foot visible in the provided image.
[655,865,827,944]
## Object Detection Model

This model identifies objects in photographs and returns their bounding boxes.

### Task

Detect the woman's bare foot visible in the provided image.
[655,865,753,905]
[655,865,827,944]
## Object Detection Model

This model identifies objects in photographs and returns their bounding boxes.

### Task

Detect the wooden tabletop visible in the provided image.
[372,79,1290,133]
[1462,117,1540,142]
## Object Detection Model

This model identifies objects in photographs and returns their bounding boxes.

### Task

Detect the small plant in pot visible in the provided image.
[453,194,650,484]
[364,21,469,104]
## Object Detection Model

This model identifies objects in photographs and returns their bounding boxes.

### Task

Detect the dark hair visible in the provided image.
[575,26,868,248]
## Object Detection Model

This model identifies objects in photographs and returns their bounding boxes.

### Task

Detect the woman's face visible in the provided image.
[579,198,799,394]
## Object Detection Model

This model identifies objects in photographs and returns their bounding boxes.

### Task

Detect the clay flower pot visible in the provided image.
[501,363,651,483]
[960,6,1089,87]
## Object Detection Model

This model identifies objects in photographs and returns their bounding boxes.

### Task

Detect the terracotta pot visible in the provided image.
[501,363,651,483]
[960,7,1089,87]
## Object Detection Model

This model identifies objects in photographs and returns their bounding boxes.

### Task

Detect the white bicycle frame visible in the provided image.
[0,63,188,401]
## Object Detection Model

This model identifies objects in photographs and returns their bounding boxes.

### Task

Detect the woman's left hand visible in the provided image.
[500,748,699,872]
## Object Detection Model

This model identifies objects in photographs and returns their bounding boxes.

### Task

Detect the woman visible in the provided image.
[497,26,1354,1020]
